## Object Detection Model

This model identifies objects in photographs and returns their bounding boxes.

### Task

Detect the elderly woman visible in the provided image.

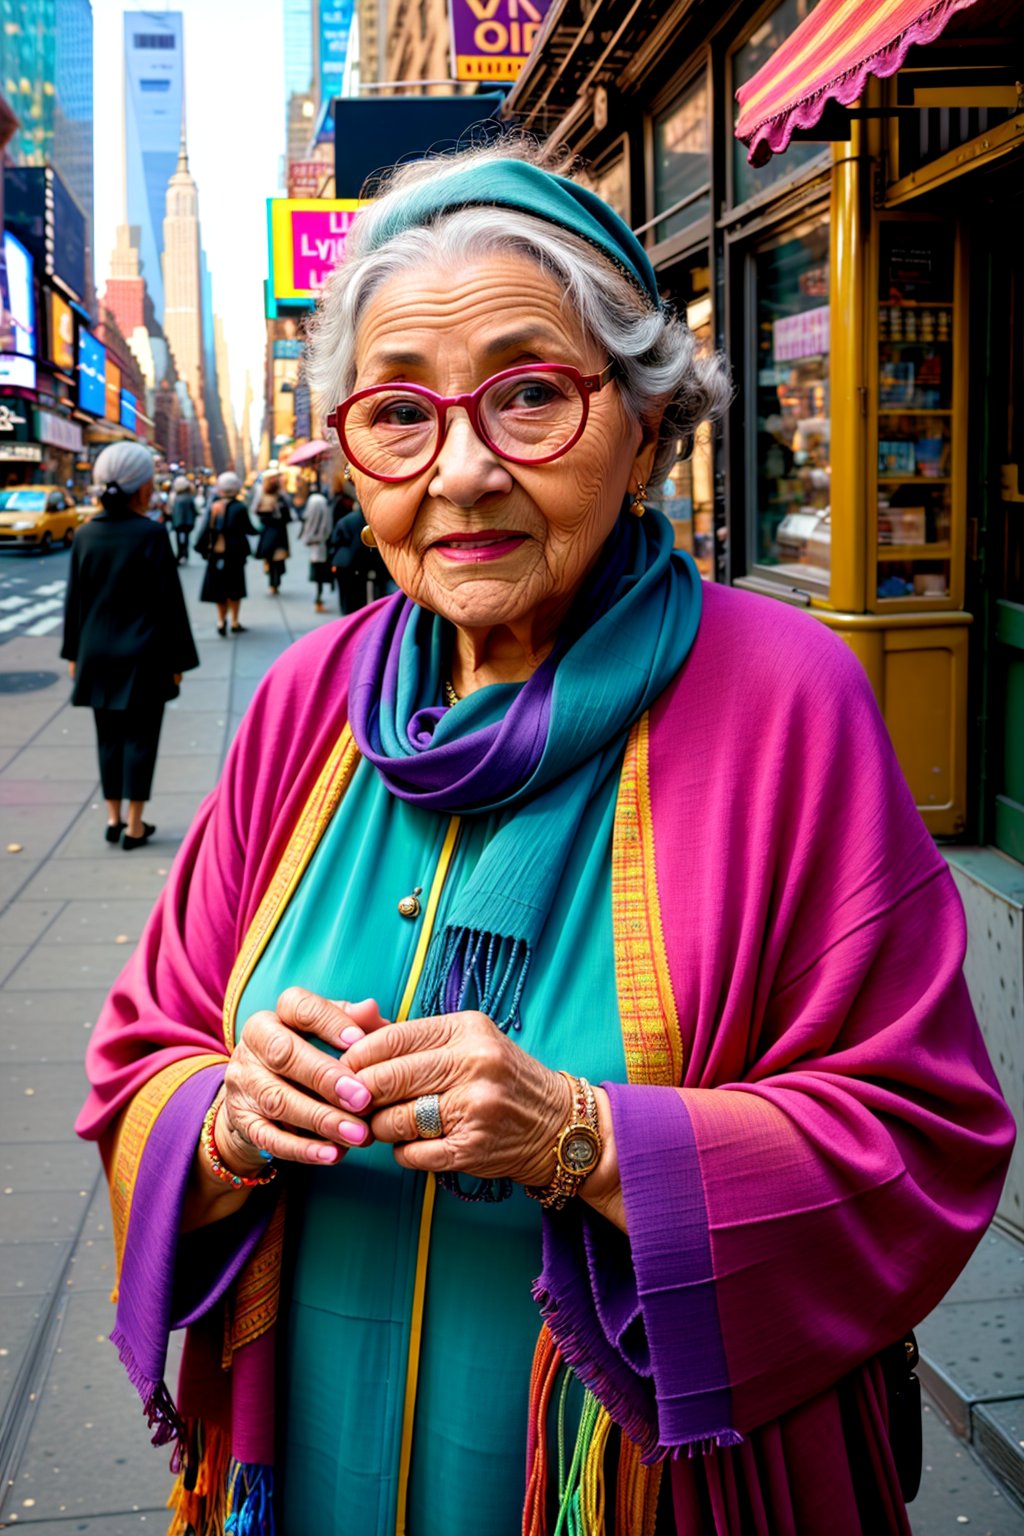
[62,441,198,849]
[77,145,1012,1536]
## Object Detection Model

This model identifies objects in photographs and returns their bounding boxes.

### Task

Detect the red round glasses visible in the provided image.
[325,362,618,484]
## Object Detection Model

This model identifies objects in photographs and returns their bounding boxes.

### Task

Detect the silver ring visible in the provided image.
[414,1094,444,1139]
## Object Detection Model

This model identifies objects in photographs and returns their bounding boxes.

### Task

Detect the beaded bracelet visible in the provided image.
[200,1100,277,1189]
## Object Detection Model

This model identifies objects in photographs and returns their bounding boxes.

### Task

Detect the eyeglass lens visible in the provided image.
[344,370,587,478]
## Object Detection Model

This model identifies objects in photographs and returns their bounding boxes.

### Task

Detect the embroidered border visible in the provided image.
[109,1052,228,1292]
[611,712,684,1089]
[221,724,361,1051]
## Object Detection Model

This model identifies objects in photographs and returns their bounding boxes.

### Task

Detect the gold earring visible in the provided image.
[360,524,377,548]
[344,464,354,482]
[629,481,647,518]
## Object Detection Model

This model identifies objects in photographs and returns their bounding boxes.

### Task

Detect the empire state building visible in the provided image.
[162,119,210,462]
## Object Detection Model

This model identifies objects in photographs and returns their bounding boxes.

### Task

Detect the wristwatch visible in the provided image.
[526,1073,603,1212]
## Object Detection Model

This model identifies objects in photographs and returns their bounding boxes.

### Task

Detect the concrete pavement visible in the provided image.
[0,548,1021,1533]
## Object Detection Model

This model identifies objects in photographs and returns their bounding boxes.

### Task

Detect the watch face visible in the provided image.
[561,1126,600,1174]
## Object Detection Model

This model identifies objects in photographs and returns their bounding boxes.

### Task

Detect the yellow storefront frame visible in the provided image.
[812,139,970,835]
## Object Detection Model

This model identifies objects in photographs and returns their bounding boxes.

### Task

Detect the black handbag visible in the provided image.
[880,1332,922,1502]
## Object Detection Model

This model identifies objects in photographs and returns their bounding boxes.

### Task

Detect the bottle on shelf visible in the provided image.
[890,306,903,341]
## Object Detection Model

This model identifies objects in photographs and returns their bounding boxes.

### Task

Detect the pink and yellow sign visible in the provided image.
[268,199,371,305]
[449,0,551,81]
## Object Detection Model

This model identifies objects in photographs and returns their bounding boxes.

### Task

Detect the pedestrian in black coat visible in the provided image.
[196,471,257,635]
[169,475,198,564]
[254,472,291,594]
[61,442,199,850]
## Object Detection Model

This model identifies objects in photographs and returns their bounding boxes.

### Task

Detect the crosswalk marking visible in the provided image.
[0,596,64,635]
[34,580,67,597]
[0,594,30,611]
[23,615,63,637]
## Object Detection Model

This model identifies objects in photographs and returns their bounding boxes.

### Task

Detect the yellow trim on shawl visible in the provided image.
[221,722,361,1051]
[539,712,679,1535]
[611,712,684,1089]
[108,1052,228,1298]
[394,815,461,1536]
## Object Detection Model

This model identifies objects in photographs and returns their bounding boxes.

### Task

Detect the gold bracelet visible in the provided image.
[200,1100,277,1190]
[525,1073,602,1212]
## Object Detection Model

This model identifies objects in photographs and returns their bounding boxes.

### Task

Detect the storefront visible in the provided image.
[508,0,1023,1234]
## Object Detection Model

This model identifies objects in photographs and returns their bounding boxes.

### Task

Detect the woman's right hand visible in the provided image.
[220,990,379,1169]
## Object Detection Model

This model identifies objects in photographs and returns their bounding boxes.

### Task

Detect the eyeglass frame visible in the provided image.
[325,361,619,484]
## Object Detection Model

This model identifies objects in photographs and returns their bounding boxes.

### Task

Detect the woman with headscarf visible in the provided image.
[298,490,333,612]
[61,442,198,849]
[197,470,257,636]
[77,144,1012,1535]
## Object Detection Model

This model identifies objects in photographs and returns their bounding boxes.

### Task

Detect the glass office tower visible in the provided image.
[123,10,184,325]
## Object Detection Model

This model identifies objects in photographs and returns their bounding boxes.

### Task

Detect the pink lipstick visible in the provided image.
[431,531,527,563]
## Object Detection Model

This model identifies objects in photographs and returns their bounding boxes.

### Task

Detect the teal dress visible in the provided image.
[237,721,626,1536]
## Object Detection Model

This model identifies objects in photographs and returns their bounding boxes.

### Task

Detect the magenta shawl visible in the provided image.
[77,584,1014,1534]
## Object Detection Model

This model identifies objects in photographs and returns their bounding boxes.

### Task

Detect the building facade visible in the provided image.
[506,0,1023,1236]
[123,9,184,325]
[0,0,94,301]
[161,126,209,464]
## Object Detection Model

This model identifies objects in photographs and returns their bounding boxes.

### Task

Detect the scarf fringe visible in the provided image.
[421,924,532,1032]
[523,1326,664,1536]
[166,1420,232,1536]
[225,1461,276,1534]
[166,1423,274,1536]
[109,1323,187,1453]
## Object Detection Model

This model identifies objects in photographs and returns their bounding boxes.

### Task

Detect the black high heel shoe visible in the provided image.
[217,623,227,637]
[105,820,125,844]
[122,822,156,850]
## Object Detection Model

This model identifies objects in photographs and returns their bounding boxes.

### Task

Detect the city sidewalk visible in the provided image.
[0,557,1022,1533]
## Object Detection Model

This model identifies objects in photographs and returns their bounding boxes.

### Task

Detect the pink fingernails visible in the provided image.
[316,1145,340,1162]
[337,1079,371,1111]
[338,1121,368,1145]
[340,1026,364,1048]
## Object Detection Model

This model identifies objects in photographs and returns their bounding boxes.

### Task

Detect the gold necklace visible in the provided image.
[443,678,460,708]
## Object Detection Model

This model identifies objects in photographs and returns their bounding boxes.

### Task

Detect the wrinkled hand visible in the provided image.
[340,1003,571,1188]
[221,990,381,1170]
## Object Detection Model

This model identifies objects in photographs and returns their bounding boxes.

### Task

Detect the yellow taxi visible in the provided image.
[0,485,93,552]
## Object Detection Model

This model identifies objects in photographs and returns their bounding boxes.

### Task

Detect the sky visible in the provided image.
[93,0,287,441]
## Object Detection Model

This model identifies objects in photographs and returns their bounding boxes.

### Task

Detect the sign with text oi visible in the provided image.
[449,0,551,81]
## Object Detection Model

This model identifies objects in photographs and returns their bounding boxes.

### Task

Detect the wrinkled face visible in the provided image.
[349,254,650,637]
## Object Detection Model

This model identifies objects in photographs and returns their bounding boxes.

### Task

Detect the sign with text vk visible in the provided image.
[449,0,552,82]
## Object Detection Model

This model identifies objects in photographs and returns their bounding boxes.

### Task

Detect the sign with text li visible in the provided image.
[449,0,551,81]
[268,199,372,309]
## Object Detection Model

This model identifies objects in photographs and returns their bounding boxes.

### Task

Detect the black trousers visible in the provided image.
[173,527,191,561]
[93,704,165,801]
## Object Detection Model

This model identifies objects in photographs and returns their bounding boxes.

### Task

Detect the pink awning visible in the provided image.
[735,0,980,167]
[284,438,333,466]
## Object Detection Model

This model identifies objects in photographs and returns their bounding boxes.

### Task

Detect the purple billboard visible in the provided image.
[449,0,552,82]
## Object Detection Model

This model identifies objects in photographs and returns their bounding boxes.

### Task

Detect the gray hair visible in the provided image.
[304,141,731,488]
[93,441,155,497]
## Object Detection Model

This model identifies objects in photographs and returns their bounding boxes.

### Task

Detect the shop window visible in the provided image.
[731,0,824,208]
[749,215,830,587]
[651,74,710,244]
[590,147,629,223]
[661,296,715,579]
[872,219,956,608]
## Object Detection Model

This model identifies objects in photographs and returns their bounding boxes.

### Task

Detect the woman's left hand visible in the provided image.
[339,1003,572,1188]
[173,673,183,686]
[68,661,75,681]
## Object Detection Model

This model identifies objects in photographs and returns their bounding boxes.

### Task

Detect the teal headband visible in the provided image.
[366,160,662,310]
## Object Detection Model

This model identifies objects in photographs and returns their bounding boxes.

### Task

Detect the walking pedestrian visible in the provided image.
[196,470,257,635]
[299,490,333,612]
[60,441,198,850]
[169,475,198,563]
[255,473,291,594]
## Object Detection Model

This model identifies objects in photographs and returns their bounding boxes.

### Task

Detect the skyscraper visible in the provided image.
[123,11,184,324]
[104,225,147,339]
[162,121,209,463]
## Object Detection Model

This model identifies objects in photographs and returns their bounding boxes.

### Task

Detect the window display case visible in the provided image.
[870,215,965,611]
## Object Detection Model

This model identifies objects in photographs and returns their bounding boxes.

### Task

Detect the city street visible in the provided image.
[0,550,1022,1533]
